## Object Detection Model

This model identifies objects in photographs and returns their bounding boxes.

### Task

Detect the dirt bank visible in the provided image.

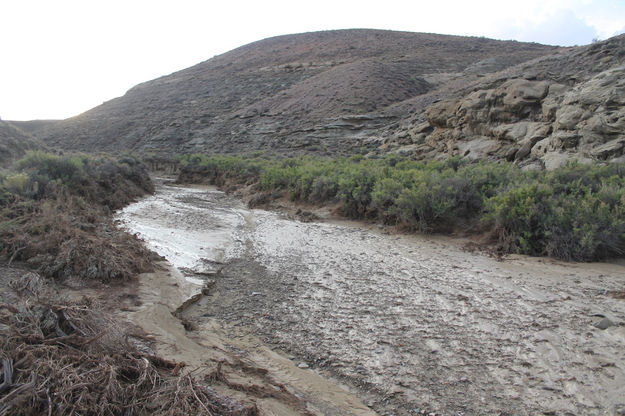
[118,179,625,416]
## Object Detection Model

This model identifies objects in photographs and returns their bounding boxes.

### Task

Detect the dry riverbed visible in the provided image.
[117,179,625,416]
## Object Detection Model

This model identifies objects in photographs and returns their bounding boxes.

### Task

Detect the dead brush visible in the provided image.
[1,189,155,282]
[1,151,157,283]
[0,295,257,416]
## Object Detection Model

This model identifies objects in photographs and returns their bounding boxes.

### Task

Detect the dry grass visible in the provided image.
[0,272,257,416]
[1,153,156,282]
[0,153,262,414]
[1,188,155,282]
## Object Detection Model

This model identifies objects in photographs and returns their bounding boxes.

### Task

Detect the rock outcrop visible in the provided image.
[384,34,625,168]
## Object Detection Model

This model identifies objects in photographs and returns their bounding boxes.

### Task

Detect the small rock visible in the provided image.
[297,362,309,369]
[593,317,615,330]
[251,292,262,296]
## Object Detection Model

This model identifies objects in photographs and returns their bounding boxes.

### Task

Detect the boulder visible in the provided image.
[541,83,569,122]
[542,152,592,171]
[492,122,528,141]
[500,79,550,113]
[425,100,458,128]
[413,121,433,134]
[584,109,625,135]
[590,138,625,159]
[457,137,500,160]
[555,105,586,130]
[575,65,625,107]
[519,160,543,171]
[611,154,625,164]
[514,140,534,161]
[515,133,546,161]
[593,317,616,330]
[393,144,419,156]
[492,122,551,143]
[551,131,580,149]
[531,137,554,158]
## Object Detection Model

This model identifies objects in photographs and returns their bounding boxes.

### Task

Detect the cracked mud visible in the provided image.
[117,179,625,416]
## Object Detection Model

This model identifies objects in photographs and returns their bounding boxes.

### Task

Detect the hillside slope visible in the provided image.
[0,121,45,166]
[29,29,559,157]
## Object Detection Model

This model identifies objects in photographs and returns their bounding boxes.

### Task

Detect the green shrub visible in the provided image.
[485,183,553,255]
[16,151,86,189]
[176,153,625,261]
[337,162,381,218]
[2,173,38,197]
[485,164,625,260]
[309,175,339,202]
[371,177,403,223]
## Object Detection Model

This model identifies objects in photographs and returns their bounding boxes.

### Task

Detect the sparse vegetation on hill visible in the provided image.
[178,154,625,261]
[0,151,155,281]
[21,31,625,170]
[0,121,45,165]
[25,29,559,157]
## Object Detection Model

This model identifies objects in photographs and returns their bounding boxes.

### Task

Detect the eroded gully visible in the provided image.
[117,179,625,416]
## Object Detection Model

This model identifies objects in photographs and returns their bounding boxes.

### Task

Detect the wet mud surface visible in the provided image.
[118,180,625,416]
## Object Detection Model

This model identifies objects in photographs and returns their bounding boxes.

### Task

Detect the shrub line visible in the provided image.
[177,153,625,262]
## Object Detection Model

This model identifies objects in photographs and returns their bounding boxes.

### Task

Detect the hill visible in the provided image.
[26,29,560,158]
[0,121,46,166]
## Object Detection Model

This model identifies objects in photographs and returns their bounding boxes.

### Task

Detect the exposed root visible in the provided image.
[207,359,314,416]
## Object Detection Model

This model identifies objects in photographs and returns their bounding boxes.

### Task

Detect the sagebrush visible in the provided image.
[178,153,625,261]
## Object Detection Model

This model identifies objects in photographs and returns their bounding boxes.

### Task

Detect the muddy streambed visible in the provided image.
[117,179,625,415]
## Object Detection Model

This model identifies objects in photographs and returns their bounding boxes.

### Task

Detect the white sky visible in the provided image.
[1,0,624,121]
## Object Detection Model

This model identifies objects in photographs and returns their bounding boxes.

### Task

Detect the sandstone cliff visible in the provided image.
[384,34,625,169]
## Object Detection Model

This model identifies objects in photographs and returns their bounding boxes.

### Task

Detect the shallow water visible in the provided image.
[118,180,625,415]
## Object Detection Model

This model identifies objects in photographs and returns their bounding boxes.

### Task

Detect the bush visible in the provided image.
[309,175,339,202]
[371,177,403,223]
[0,151,155,281]
[485,183,553,255]
[2,173,38,197]
[485,163,625,261]
[16,151,85,189]
[176,153,625,261]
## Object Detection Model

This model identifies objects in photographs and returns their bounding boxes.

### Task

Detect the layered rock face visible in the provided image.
[385,35,625,169]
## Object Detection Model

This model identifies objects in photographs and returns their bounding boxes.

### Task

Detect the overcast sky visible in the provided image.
[2,0,624,121]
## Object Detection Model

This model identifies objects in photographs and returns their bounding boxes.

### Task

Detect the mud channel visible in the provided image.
[117,179,625,416]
